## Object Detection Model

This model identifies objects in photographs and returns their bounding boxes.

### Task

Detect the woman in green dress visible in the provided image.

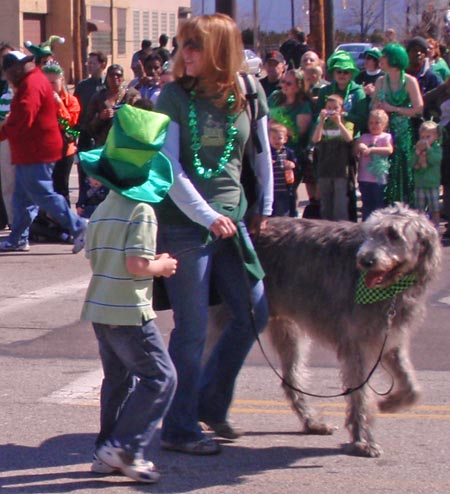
[373,43,424,206]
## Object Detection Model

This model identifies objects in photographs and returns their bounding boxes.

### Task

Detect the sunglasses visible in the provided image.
[183,39,202,51]
[281,80,294,86]
[109,72,123,78]
[335,70,351,75]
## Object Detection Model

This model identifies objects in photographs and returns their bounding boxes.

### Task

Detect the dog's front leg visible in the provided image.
[341,348,382,457]
[378,346,421,413]
[268,319,335,435]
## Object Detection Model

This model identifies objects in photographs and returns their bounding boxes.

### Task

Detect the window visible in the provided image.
[90,6,111,55]
[133,11,140,51]
[117,8,127,55]
[143,11,150,41]
[161,12,168,35]
[151,11,159,44]
[169,13,176,38]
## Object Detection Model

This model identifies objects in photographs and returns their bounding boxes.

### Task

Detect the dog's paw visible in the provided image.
[304,419,336,435]
[344,441,383,458]
[378,390,420,413]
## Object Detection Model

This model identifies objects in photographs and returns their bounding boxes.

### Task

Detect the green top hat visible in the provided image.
[79,104,173,203]
[327,50,360,78]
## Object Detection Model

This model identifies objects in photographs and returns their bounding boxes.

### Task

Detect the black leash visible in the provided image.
[170,232,395,399]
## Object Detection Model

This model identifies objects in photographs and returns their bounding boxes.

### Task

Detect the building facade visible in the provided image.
[0,0,191,83]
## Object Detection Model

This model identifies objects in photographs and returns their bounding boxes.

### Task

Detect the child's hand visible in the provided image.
[363,83,375,96]
[76,207,84,216]
[319,109,328,122]
[156,253,178,278]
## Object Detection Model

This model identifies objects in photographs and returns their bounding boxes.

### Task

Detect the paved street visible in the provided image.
[0,183,450,493]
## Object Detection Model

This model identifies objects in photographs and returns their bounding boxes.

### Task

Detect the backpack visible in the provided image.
[237,72,263,216]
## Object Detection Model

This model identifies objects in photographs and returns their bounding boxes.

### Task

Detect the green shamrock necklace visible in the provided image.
[188,90,238,179]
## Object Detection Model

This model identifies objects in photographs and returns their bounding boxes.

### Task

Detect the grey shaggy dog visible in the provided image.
[252,203,441,457]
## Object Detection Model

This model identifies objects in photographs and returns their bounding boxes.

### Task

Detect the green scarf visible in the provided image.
[210,190,265,281]
[355,272,416,304]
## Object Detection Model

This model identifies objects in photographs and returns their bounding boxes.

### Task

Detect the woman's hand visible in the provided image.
[248,214,269,237]
[210,215,237,238]
[99,108,115,120]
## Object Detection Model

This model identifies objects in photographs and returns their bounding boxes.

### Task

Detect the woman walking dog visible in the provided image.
[155,13,273,455]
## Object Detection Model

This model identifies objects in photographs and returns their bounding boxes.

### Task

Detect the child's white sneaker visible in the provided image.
[96,440,160,483]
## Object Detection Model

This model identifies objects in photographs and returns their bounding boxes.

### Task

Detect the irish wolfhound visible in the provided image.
[253,203,441,457]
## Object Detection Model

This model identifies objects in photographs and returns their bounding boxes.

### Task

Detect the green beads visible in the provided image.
[188,90,238,179]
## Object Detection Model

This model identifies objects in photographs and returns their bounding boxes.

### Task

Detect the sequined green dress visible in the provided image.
[377,75,415,206]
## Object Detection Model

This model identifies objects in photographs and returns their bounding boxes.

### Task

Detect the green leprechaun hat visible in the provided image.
[24,35,65,62]
[79,104,173,203]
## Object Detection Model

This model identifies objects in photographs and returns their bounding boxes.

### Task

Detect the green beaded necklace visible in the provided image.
[188,90,238,179]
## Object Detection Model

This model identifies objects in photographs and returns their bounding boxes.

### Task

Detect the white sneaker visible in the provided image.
[0,240,30,252]
[91,453,116,474]
[96,441,160,483]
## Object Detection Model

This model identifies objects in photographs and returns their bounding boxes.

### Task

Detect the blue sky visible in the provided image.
[191,0,310,33]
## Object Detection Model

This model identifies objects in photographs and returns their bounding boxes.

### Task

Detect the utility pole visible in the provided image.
[215,0,237,19]
[360,0,365,38]
[253,0,260,53]
[309,0,325,59]
[291,0,295,28]
[73,0,88,83]
[324,0,334,60]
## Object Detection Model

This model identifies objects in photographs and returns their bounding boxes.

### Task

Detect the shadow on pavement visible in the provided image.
[0,432,343,493]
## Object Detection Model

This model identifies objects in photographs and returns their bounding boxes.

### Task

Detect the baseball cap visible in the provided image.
[2,50,34,71]
[265,50,285,64]
[364,47,382,60]
[406,36,428,52]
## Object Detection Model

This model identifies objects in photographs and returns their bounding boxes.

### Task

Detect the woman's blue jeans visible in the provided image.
[93,320,177,456]
[158,222,269,444]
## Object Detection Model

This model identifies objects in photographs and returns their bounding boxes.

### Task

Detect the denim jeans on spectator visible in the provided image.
[8,163,85,245]
[359,181,385,221]
[158,222,269,444]
[93,320,177,455]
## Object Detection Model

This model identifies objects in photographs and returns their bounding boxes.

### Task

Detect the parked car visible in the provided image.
[243,49,263,76]
[334,42,375,69]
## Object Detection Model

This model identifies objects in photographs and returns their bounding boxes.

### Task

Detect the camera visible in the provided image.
[326,110,336,116]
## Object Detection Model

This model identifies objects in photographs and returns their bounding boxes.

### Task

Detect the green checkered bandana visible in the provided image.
[355,272,416,304]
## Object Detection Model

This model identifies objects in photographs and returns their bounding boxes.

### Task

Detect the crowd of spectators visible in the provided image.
[259,28,450,238]
[1,27,450,244]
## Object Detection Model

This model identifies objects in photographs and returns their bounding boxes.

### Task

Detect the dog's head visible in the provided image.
[356,203,441,288]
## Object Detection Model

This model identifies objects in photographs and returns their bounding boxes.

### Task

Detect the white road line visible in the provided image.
[0,277,88,316]
[42,368,103,405]
[439,295,450,306]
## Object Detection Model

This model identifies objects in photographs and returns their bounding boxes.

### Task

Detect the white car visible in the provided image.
[335,42,375,69]
[243,49,263,76]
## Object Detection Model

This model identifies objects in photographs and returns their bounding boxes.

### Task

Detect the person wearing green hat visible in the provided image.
[355,47,383,102]
[316,50,369,221]
[79,104,178,483]
[316,50,368,134]
[373,43,424,206]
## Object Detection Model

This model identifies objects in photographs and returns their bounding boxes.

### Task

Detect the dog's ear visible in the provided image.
[414,217,441,282]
